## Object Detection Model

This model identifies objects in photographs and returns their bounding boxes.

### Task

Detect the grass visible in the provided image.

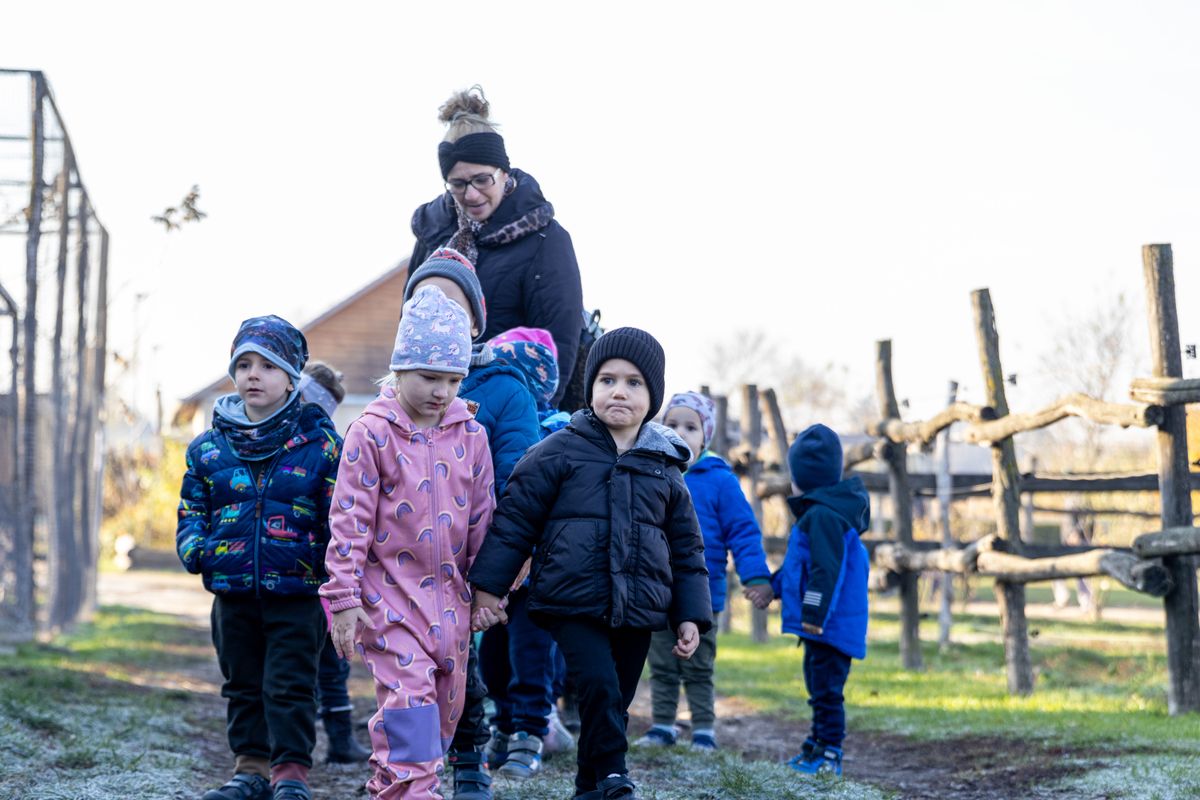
[0,606,212,800]
[3,592,1198,798]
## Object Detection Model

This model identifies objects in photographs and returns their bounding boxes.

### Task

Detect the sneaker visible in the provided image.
[596,774,641,799]
[271,781,311,800]
[446,750,492,800]
[543,708,576,755]
[632,724,677,747]
[496,732,542,779]
[786,739,843,777]
[483,727,508,769]
[200,774,271,800]
[690,730,718,751]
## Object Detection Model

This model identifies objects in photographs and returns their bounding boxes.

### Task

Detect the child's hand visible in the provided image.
[509,558,532,593]
[801,622,824,636]
[672,621,700,659]
[743,583,774,609]
[331,607,374,660]
[471,590,509,632]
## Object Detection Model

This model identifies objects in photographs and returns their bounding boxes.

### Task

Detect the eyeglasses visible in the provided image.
[445,167,502,195]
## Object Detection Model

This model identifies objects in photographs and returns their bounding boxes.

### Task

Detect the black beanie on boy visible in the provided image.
[584,327,666,422]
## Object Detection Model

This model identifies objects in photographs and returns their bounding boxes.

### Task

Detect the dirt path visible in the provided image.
[99,569,1120,800]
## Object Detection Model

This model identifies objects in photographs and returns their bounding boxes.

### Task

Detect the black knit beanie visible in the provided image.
[584,327,666,422]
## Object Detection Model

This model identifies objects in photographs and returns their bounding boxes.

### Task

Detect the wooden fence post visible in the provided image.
[971,288,1035,695]
[936,380,957,650]
[1142,243,1200,715]
[16,72,46,637]
[742,384,769,643]
[876,341,923,670]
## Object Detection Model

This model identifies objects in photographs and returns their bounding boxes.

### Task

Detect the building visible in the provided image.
[173,259,409,436]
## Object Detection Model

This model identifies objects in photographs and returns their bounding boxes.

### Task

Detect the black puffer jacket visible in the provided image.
[469,410,712,633]
[410,169,584,405]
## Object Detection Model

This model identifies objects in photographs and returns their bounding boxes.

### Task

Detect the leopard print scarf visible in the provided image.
[446,176,555,265]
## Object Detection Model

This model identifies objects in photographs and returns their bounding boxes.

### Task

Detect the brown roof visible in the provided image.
[173,258,410,427]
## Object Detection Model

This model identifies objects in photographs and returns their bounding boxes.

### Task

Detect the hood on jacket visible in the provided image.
[362,386,475,431]
[787,476,871,532]
[411,169,552,249]
[567,410,691,467]
[685,452,730,476]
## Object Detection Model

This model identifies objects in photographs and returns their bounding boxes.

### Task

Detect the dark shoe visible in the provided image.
[200,774,271,800]
[446,749,493,800]
[483,726,508,768]
[322,709,372,763]
[596,774,640,799]
[271,780,312,800]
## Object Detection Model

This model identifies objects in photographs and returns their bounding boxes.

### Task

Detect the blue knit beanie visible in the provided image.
[403,248,486,340]
[788,424,843,492]
[228,315,308,380]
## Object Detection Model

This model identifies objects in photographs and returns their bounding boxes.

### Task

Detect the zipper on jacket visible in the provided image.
[427,432,448,664]
[252,450,285,599]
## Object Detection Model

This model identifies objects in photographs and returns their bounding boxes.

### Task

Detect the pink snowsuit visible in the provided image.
[320,389,495,799]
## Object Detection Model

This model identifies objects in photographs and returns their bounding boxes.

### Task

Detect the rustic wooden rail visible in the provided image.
[961,393,1163,445]
[1130,377,1200,406]
[868,403,996,447]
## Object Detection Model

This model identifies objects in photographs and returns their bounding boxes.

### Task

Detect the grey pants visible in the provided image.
[646,626,718,729]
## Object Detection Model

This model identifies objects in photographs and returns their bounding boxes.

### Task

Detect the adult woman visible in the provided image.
[409,86,584,407]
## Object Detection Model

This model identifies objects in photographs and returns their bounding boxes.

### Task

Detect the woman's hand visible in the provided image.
[471,590,509,632]
[673,621,700,659]
[331,607,374,660]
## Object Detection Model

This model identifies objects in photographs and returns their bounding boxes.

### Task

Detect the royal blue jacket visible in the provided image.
[175,404,342,597]
[410,169,584,405]
[771,476,871,659]
[686,454,772,614]
[459,358,541,497]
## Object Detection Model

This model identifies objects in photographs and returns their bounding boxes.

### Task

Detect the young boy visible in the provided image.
[772,424,870,778]
[468,327,712,800]
[637,391,773,751]
[176,316,341,800]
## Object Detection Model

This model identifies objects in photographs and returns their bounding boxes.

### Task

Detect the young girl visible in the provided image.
[403,249,547,795]
[320,286,496,800]
[176,316,341,800]
[637,392,773,751]
[468,327,712,800]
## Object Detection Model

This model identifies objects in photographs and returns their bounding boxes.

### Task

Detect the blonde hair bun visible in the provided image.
[438,86,499,142]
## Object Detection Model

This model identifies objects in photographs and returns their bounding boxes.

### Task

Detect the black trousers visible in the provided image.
[449,640,491,753]
[802,639,852,748]
[211,594,325,768]
[547,619,651,794]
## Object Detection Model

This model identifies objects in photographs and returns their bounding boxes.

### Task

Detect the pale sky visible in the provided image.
[2,1,1198,428]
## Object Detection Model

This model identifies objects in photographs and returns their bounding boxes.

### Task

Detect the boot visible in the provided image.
[322,709,371,764]
[446,749,492,800]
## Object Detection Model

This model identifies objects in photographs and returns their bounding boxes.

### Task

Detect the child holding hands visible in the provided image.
[320,286,496,800]
[468,328,712,800]
[637,391,774,751]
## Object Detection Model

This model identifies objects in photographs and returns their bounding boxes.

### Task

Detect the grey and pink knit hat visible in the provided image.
[666,391,717,450]
[390,285,472,375]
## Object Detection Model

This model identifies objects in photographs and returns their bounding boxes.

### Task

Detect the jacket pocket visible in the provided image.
[532,518,601,609]
[634,524,673,614]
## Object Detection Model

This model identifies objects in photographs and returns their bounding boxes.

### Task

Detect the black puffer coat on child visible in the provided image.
[468,410,712,633]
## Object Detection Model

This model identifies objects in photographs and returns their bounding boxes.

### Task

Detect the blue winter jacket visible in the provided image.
[176,403,342,597]
[771,476,871,659]
[459,358,541,497]
[686,454,772,614]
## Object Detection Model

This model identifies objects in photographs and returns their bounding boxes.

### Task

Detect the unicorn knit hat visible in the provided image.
[390,285,472,375]
[666,391,717,450]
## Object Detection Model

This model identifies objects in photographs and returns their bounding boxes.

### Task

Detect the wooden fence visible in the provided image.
[716,243,1200,716]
